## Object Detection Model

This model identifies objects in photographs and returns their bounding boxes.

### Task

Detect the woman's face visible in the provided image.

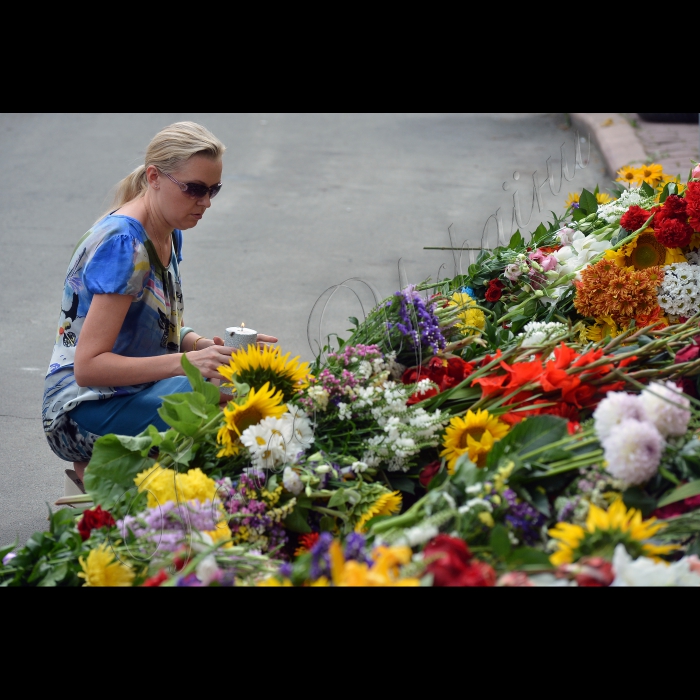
[154,154,223,231]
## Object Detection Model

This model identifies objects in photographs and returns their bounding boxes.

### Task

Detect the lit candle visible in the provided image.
[224,326,258,351]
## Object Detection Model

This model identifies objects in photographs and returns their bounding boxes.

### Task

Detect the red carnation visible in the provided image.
[142,570,169,587]
[484,279,505,302]
[77,505,116,541]
[620,205,652,233]
[655,217,693,248]
[419,460,441,488]
[661,194,687,218]
[685,181,700,231]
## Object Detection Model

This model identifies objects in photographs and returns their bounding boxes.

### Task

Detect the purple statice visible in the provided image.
[344,532,371,565]
[556,497,579,522]
[386,285,445,355]
[502,489,547,545]
[279,561,293,578]
[218,474,289,555]
[309,531,334,580]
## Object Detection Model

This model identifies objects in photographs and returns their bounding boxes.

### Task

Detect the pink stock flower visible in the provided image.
[504,263,522,281]
[692,164,700,180]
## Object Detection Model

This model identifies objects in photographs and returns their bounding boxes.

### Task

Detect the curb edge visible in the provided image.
[569,113,647,181]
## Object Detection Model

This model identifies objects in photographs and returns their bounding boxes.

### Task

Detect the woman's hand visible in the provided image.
[257,333,278,348]
[185,340,235,380]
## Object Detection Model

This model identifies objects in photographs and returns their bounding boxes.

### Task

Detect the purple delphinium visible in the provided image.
[309,531,334,580]
[502,489,547,545]
[279,561,293,578]
[344,532,371,565]
[386,285,445,355]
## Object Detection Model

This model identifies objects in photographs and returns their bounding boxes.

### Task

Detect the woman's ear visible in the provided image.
[146,164,160,189]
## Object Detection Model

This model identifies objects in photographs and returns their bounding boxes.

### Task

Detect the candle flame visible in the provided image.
[241,322,245,328]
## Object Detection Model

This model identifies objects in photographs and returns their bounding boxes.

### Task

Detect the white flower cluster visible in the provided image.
[338,380,446,472]
[240,404,314,471]
[595,188,656,225]
[593,382,691,485]
[520,321,568,348]
[657,262,700,318]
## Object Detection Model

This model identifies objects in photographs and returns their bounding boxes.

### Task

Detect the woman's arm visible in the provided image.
[74,294,236,387]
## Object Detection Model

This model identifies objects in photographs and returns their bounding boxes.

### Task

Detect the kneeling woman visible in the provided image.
[42,121,276,486]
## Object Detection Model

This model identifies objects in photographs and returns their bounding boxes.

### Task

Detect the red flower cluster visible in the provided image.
[424,535,496,586]
[654,194,693,248]
[77,505,116,541]
[684,181,700,231]
[674,336,700,397]
[620,204,652,233]
[402,356,475,405]
[484,279,505,302]
[471,343,635,423]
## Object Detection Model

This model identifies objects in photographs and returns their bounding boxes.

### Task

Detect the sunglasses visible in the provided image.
[160,170,222,200]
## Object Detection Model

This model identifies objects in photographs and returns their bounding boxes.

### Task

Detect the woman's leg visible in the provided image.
[74,461,88,481]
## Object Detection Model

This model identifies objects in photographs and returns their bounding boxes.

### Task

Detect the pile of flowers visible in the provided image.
[6,161,700,587]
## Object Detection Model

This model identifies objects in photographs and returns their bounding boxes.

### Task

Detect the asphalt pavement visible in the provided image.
[0,113,607,546]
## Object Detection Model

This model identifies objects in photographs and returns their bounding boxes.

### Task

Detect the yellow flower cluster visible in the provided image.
[564,191,613,207]
[616,163,672,188]
[134,465,218,508]
[448,292,485,336]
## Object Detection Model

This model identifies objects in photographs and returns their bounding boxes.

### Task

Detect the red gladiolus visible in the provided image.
[403,356,475,404]
[484,279,505,302]
[651,493,700,520]
[471,373,509,396]
[500,359,543,390]
[77,505,116,541]
[620,205,652,233]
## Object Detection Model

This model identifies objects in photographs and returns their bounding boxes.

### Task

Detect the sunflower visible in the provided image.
[605,232,677,270]
[354,490,403,532]
[218,344,311,402]
[440,408,509,472]
[216,382,286,457]
[616,166,642,186]
[548,498,677,566]
[448,292,485,336]
[637,163,665,186]
[78,543,135,587]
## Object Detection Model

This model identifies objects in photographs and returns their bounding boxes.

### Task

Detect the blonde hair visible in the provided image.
[102,121,226,218]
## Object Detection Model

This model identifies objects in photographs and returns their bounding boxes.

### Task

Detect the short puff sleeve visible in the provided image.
[83,234,151,301]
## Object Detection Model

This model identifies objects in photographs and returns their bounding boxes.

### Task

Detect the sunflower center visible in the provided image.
[624,172,635,181]
[630,234,665,269]
[459,428,484,449]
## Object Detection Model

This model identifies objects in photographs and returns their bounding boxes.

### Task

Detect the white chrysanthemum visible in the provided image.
[657,263,700,317]
[592,391,648,442]
[351,461,368,474]
[602,419,664,485]
[639,381,692,437]
[611,544,700,587]
[282,466,304,496]
[521,321,568,348]
[283,405,315,451]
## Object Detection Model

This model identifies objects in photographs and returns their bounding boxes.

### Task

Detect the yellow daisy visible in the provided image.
[548,498,677,566]
[596,192,614,205]
[216,382,286,457]
[218,344,311,401]
[564,192,580,207]
[440,408,509,472]
[637,163,665,186]
[78,543,135,587]
[616,166,642,186]
[355,490,403,532]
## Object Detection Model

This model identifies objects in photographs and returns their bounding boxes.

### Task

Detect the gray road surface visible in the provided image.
[0,113,607,547]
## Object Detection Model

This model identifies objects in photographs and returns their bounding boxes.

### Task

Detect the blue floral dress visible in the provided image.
[43,214,184,461]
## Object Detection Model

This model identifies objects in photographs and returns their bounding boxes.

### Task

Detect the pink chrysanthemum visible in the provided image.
[592,391,647,442]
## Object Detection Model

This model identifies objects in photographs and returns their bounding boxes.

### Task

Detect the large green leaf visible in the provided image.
[486,415,569,470]
[579,188,598,215]
[640,180,655,197]
[83,433,155,509]
[181,353,221,405]
[656,479,700,508]
[158,392,219,436]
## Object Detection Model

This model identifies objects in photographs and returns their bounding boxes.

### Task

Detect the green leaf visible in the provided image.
[328,489,349,508]
[486,415,569,470]
[427,464,448,492]
[659,181,671,203]
[83,433,155,509]
[656,479,700,508]
[622,486,657,518]
[158,392,219,436]
[579,188,598,215]
[348,316,360,328]
[283,505,311,534]
[507,546,553,569]
[319,516,335,532]
[489,524,511,558]
[181,353,221,405]
[640,180,655,197]
[508,230,523,249]
[572,208,586,222]
[388,475,415,495]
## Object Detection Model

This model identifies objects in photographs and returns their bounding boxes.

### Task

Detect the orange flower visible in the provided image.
[294,532,320,556]
[500,359,543,390]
